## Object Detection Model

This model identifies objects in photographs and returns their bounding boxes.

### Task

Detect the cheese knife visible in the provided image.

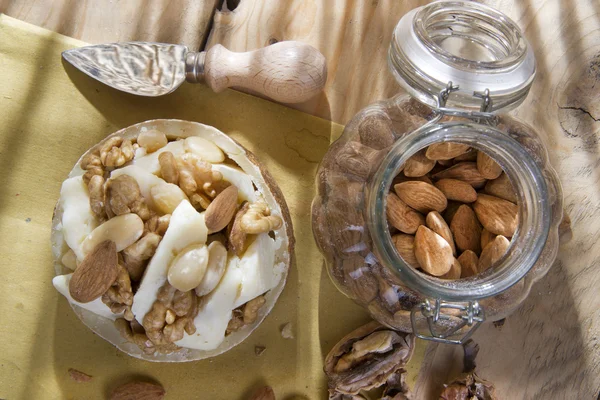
[62,41,327,103]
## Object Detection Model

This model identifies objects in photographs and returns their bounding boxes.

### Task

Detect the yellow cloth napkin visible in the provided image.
[0,15,423,400]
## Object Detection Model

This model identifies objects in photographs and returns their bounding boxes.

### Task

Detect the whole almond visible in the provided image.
[443,201,462,225]
[450,205,482,253]
[386,193,425,234]
[477,151,503,180]
[480,229,496,250]
[426,143,470,160]
[205,185,239,233]
[392,173,433,185]
[484,173,517,203]
[414,225,454,276]
[403,150,436,177]
[478,235,511,272]
[248,386,276,400]
[434,179,477,203]
[458,250,479,278]
[392,234,419,268]
[426,211,456,255]
[440,258,462,279]
[432,162,487,188]
[110,381,165,400]
[473,194,518,237]
[394,181,447,213]
[335,141,375,180]
[69,240,118,303]
[358,113,394,150]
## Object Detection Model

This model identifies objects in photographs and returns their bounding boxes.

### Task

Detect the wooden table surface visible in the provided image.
[2,0,599,399]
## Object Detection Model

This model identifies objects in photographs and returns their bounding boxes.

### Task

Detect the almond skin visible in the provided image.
[458,250,479,278]
[110,381,165,400]
[450,205,482,254]
[392,234,419,268]
[69,240,118,303]
[473,194,518,237]
[394,181,448,213]
[426,211,456,255]
[205,185,239,233]
[432,162,487,188]
[480,229,496,250]
[477,151,503,180]
[440,258,462,279]
[484,173,517,203]
[478,235,511,272]
[403,150,436,177]
[426,143,470,160]
[434,179,477,203]
[386,193,425,234]
[414,225,454,276]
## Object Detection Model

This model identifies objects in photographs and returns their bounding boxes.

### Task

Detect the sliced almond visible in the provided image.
[434,179,477,203]
[480,229,496,250]
[386,193,425,234]
[458,250,479,278]
[205,185,239,233]
[392,234,419,268]
[473,194,518,237]
[432,162,487,188]
[426,211,456,255]
[477,151,503,180]
[450,205,482,254]
[440,258,462,279]
[478,235,511,272]
[484,173,517,203]
[110,381,165,400]
[414,225,454,276]
[69,240,118,303]
[425,143,470,160]
[394,181,447,213]
[403,150,436,177]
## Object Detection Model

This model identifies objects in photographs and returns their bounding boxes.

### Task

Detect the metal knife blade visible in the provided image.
[62,42,188,96]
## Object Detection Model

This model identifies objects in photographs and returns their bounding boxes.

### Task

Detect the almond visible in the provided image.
[454,149,478,162]
[403,150,436,177]
[335,141,380,180]
[425,143,470,160]
[440,258,462,279]
[473,194,518,237]
[432,162,487,188]
[434,179,477,203]
[477,151,503,180]
[357,113,394,150]
[394,181,447,213]
[386,193,425,234]
[392,234,419,268]
[450,205,482,254]
[484,173,517,203]
[426,211,456,255]
[458,250,479,278]
[205,185,239,233]
[443,201,462,225]
[392,173,433,185]
[478,235,510,272]
[480,229,496,250]
[69,240,118,303]
[110,381,165,400]
[248,386,276,400]
[414,225,454,276]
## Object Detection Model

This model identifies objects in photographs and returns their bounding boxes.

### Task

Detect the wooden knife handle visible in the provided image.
[199,41,327,104]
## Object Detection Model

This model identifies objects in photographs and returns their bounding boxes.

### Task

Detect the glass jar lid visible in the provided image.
[388,0,536,112]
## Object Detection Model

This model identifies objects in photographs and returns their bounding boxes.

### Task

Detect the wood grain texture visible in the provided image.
[209,1,600,398]
[0,0,220,49]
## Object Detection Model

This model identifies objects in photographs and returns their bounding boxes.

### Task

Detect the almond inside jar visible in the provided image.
[386,142,518,280]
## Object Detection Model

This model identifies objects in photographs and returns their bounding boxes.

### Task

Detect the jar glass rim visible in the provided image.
[367,121,550,301]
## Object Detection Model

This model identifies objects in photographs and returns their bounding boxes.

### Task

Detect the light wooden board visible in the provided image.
[207,1,600,399]
[0,0,220,50]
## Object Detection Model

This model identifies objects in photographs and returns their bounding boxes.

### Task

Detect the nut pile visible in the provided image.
[387,142,518,279]
[63,130,283,355]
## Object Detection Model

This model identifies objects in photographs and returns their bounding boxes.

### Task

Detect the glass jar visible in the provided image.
[312,0,563,343]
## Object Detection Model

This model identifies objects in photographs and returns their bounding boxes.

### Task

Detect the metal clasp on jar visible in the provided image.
[410,298,485,344]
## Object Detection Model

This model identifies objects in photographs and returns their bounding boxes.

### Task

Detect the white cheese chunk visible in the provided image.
[52,274,121,320]
[131,140,185,174]
[131,200,207,323]
[213,164,257,202]
[59,176,98,260]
